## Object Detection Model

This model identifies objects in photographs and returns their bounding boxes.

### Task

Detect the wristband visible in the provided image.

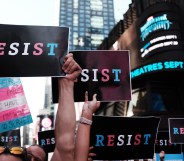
[80,117,92,125]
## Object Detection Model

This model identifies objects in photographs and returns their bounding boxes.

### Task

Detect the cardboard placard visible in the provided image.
[38,130,55,153]
[0,24,69,77]
[155,131,182,154]
[0,129,21,146]
[0,78,32,133]
[169,118,184,144]
[90,116,160,160]
[52,50,131,102]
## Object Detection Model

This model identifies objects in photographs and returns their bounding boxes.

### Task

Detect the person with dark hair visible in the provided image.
[26,145,46,161]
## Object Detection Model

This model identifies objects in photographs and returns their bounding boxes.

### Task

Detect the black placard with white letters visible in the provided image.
[52,50,131,102]
[0,129,21,146]
[90,116,160,160]
[0,24,69,77]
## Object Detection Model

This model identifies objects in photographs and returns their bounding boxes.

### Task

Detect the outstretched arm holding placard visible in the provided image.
[51,53,82,161]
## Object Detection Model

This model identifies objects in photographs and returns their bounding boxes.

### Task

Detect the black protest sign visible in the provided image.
[169,118,184,144]
[52,50,131,102]
[90,116,160,160]
[155,131,182,154]
[38,130,55,153]
[0,129,21,146]
[0,24,69,77]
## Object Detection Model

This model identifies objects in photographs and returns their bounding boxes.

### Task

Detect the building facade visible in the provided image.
[98,1,184,157]
[98,0,184,129]
[59,0,115,50]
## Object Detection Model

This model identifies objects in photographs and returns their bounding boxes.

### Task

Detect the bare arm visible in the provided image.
[74,92,100,161]
[51,53,82,161]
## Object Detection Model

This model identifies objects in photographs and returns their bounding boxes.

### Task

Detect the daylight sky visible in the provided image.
[114,0,131,22]
[0,0,131,123]
[0,0,131,25]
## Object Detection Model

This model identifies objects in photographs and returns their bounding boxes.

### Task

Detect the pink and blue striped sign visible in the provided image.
[0,78,32,133]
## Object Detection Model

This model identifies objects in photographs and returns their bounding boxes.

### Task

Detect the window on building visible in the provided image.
[73,0,78,8]
[73,38,78,45]
[73,14,78,26]
[91,16,103,28]
[73,27,78,32]
[90,0,103,10]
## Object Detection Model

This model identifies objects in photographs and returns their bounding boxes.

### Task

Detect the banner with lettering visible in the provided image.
[0,129,21,146]
[0,78,32,133]
[38,130,55,153]
[0,24,69,77]
[155,131,182,161]
[169,118,184,143]
[90,116,160,160]
[155,131,182,154]
[52,50,131,102]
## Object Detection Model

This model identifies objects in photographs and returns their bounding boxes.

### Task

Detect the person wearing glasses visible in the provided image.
[0,53,100,161]
[26,145,46,161]
[0,145,44,161]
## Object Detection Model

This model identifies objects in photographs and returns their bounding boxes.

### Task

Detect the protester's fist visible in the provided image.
[62,53,82,81]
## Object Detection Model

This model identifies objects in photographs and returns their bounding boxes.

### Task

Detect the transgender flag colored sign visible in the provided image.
[0,78,32,133]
